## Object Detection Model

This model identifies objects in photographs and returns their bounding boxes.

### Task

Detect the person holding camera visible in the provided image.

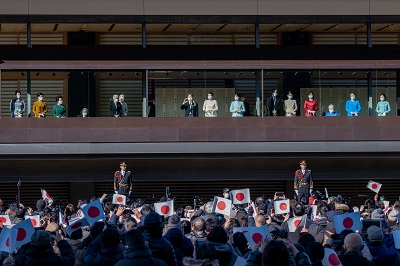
[114,162,133,198]
[294,160,313,202]
[180,94,198,117]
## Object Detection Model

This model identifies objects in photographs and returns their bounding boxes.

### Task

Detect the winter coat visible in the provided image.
[164,228,194,266]
[339,252,375,266]
[183,257,219,266]
[185,230,208,246]
[83,234,123,266]
[12,240,75,266]
[75,235,93,266]
[115,245,167,266]
[208,242,238,266]
[245,250,312,266]
[367,235,398,266]
[307,217,334,245]
[144,229,178,266]
[65,238,82,252]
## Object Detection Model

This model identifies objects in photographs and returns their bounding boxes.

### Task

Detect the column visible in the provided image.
[142,70,148,117]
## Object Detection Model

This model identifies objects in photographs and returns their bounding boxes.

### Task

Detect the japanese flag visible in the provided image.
[366,180,382,194]
[312,215,321,222]
[383,201,390,214]
[231,189,251,204]
[393,230,400,249]
[66,217,89,237]
[310,205,318,217]
[10,219,35,250]
[59,212,67,228]
[334,212,361,234]
[243,225,271,248]
[232,227,248,234]
[274,199,290,214]
[25,215,41,228]
[82,200,105,226]
[41,189,54,205]
[113,194,127,205]
[250,202,257,218]
[288,215,306,232]
[212,196,232,216]
[0,227,11,253]
[154,200,174,217]
[0,215,12,226]
[322,248,342,266]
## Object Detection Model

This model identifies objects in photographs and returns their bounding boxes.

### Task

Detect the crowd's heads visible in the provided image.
[144,212,163,231]
[31,230,52,249]
[101,228,120,248]
[371,209,384,220]
[232,232,248,251]
[70,228,83,240]
[124,217,138,232]
[298,233,316,251]
[124,229,146,248]
[387,209,399,222]
[206,226,228,244]
[367,225,384,244]
[91,221,105,239]
[293,203,305,217]
[36,199,46,211]
[192,217,206,232]
[133,198,144,209]
[205,202,214,214]
[167,214,182,230]
[262,240,290,266]
[343,233,364,253]
[305,241,324,265]
[196,242,218,261]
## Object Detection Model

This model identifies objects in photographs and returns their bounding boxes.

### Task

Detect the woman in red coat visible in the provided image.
[304,91,318,116]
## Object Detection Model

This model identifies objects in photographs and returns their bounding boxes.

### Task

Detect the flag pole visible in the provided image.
[17,179,21,206]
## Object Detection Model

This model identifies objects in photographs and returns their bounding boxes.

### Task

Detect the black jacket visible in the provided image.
[115,245,167,266]
[266,96,281,116]
[144,229,178,266]
[339,252,375,266]
[109,100,122,117]
[83,234,123,266]
[180,102,199,117]
[164,228,194,266]
[14,240,75,266]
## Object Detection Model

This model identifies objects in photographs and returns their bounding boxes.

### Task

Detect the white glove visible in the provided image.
[128,191,132,197]
[310,189,313,194]
[115,191,118,194]
[295,190,298,196]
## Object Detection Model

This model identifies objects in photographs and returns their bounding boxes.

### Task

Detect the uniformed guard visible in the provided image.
[114,161,132,197]
[294,160,313,202]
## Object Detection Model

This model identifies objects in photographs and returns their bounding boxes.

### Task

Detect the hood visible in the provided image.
[314,217,328,226]
[210,242,234,254]
[123,246,152,259]
[164,228,185,244]
[368,243,390,263]
[183,257,219,266]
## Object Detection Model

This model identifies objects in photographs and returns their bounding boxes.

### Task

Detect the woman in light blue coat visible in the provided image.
[375,93,391,116]
[345,91,362,116]
[230,94,246,117]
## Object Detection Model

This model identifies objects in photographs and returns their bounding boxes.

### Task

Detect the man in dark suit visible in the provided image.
[294,160,313,202]
[266,88,281,116]
[180,94,198,117]
[241,95,251,117]
[109,94,122,117]
[114,161,133,197]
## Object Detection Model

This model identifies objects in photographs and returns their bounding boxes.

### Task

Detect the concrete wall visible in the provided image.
[2,0,400,16]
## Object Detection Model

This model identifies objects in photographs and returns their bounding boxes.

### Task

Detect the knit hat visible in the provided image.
[45,222,59,233]
[31,230,52,246]
[144,212,163,230]
[167,214,182,229]
[387,209,399,222]
[371,209,384,220]
[124,229,146,247]
[367,225,384,243]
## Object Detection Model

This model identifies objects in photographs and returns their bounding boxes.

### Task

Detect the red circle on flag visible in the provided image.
[6,238,9,247]
[314,217,320,221]
[161,205,170,215]
[46,193,51,198]
[280,203,287,211]
[294,220,302,228]
[252,233,263,244]
[30,218,37,227]
[16,228,27,241]
[87,206,101,218]
[117,196,123,203]
[0,217,6,223]
[217,201,226,210]
[71,222,83,229]
[371,183,378,189]
[343,217,353,229]
[328,253,341,266]
[236,193,245,201]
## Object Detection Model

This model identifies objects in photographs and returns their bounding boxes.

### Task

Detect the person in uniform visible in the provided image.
[294,160,313,202]
[114,162,133,197]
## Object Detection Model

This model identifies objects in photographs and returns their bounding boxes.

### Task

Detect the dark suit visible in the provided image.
[267,96,281,116]
[114,170,133,196]
[180,101,199,117]
[109,100,122,117]
[243,101,251,116]
[294,169,313,202]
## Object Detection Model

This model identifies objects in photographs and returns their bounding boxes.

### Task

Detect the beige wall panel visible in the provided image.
[28,0,143,15]
[1,0,29,15]
[259,0,369,16]
[370,0,400,15]
[144,0,257,15]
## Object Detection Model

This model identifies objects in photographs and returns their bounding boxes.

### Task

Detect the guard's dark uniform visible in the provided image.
[114,170,132,196]
[294,168,313,202]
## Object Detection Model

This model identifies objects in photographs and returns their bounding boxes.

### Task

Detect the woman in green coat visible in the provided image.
[53,95,66,118]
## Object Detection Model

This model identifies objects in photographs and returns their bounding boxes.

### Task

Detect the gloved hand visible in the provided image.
[295,190,298,196]
[115,191,118,194]
[309,189,313,194]
[128,191,132,197]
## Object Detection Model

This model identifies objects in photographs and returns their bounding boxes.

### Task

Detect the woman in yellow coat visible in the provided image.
[32,92,48,118]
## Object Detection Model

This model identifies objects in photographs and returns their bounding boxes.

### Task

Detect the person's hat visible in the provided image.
[299,160,307,166]
[31,230,52,246]
[387,209,399,222]
[167,215,182,230]
[144,212,163,229]
[371,209,384,219]
[222,188,230,193]
[45,222,59,233]
[119,161,127,167]
[367,225,384,243]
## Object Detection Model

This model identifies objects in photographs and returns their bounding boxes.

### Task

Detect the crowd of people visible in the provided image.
[0,183,399,266]
[9,89,392,119]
